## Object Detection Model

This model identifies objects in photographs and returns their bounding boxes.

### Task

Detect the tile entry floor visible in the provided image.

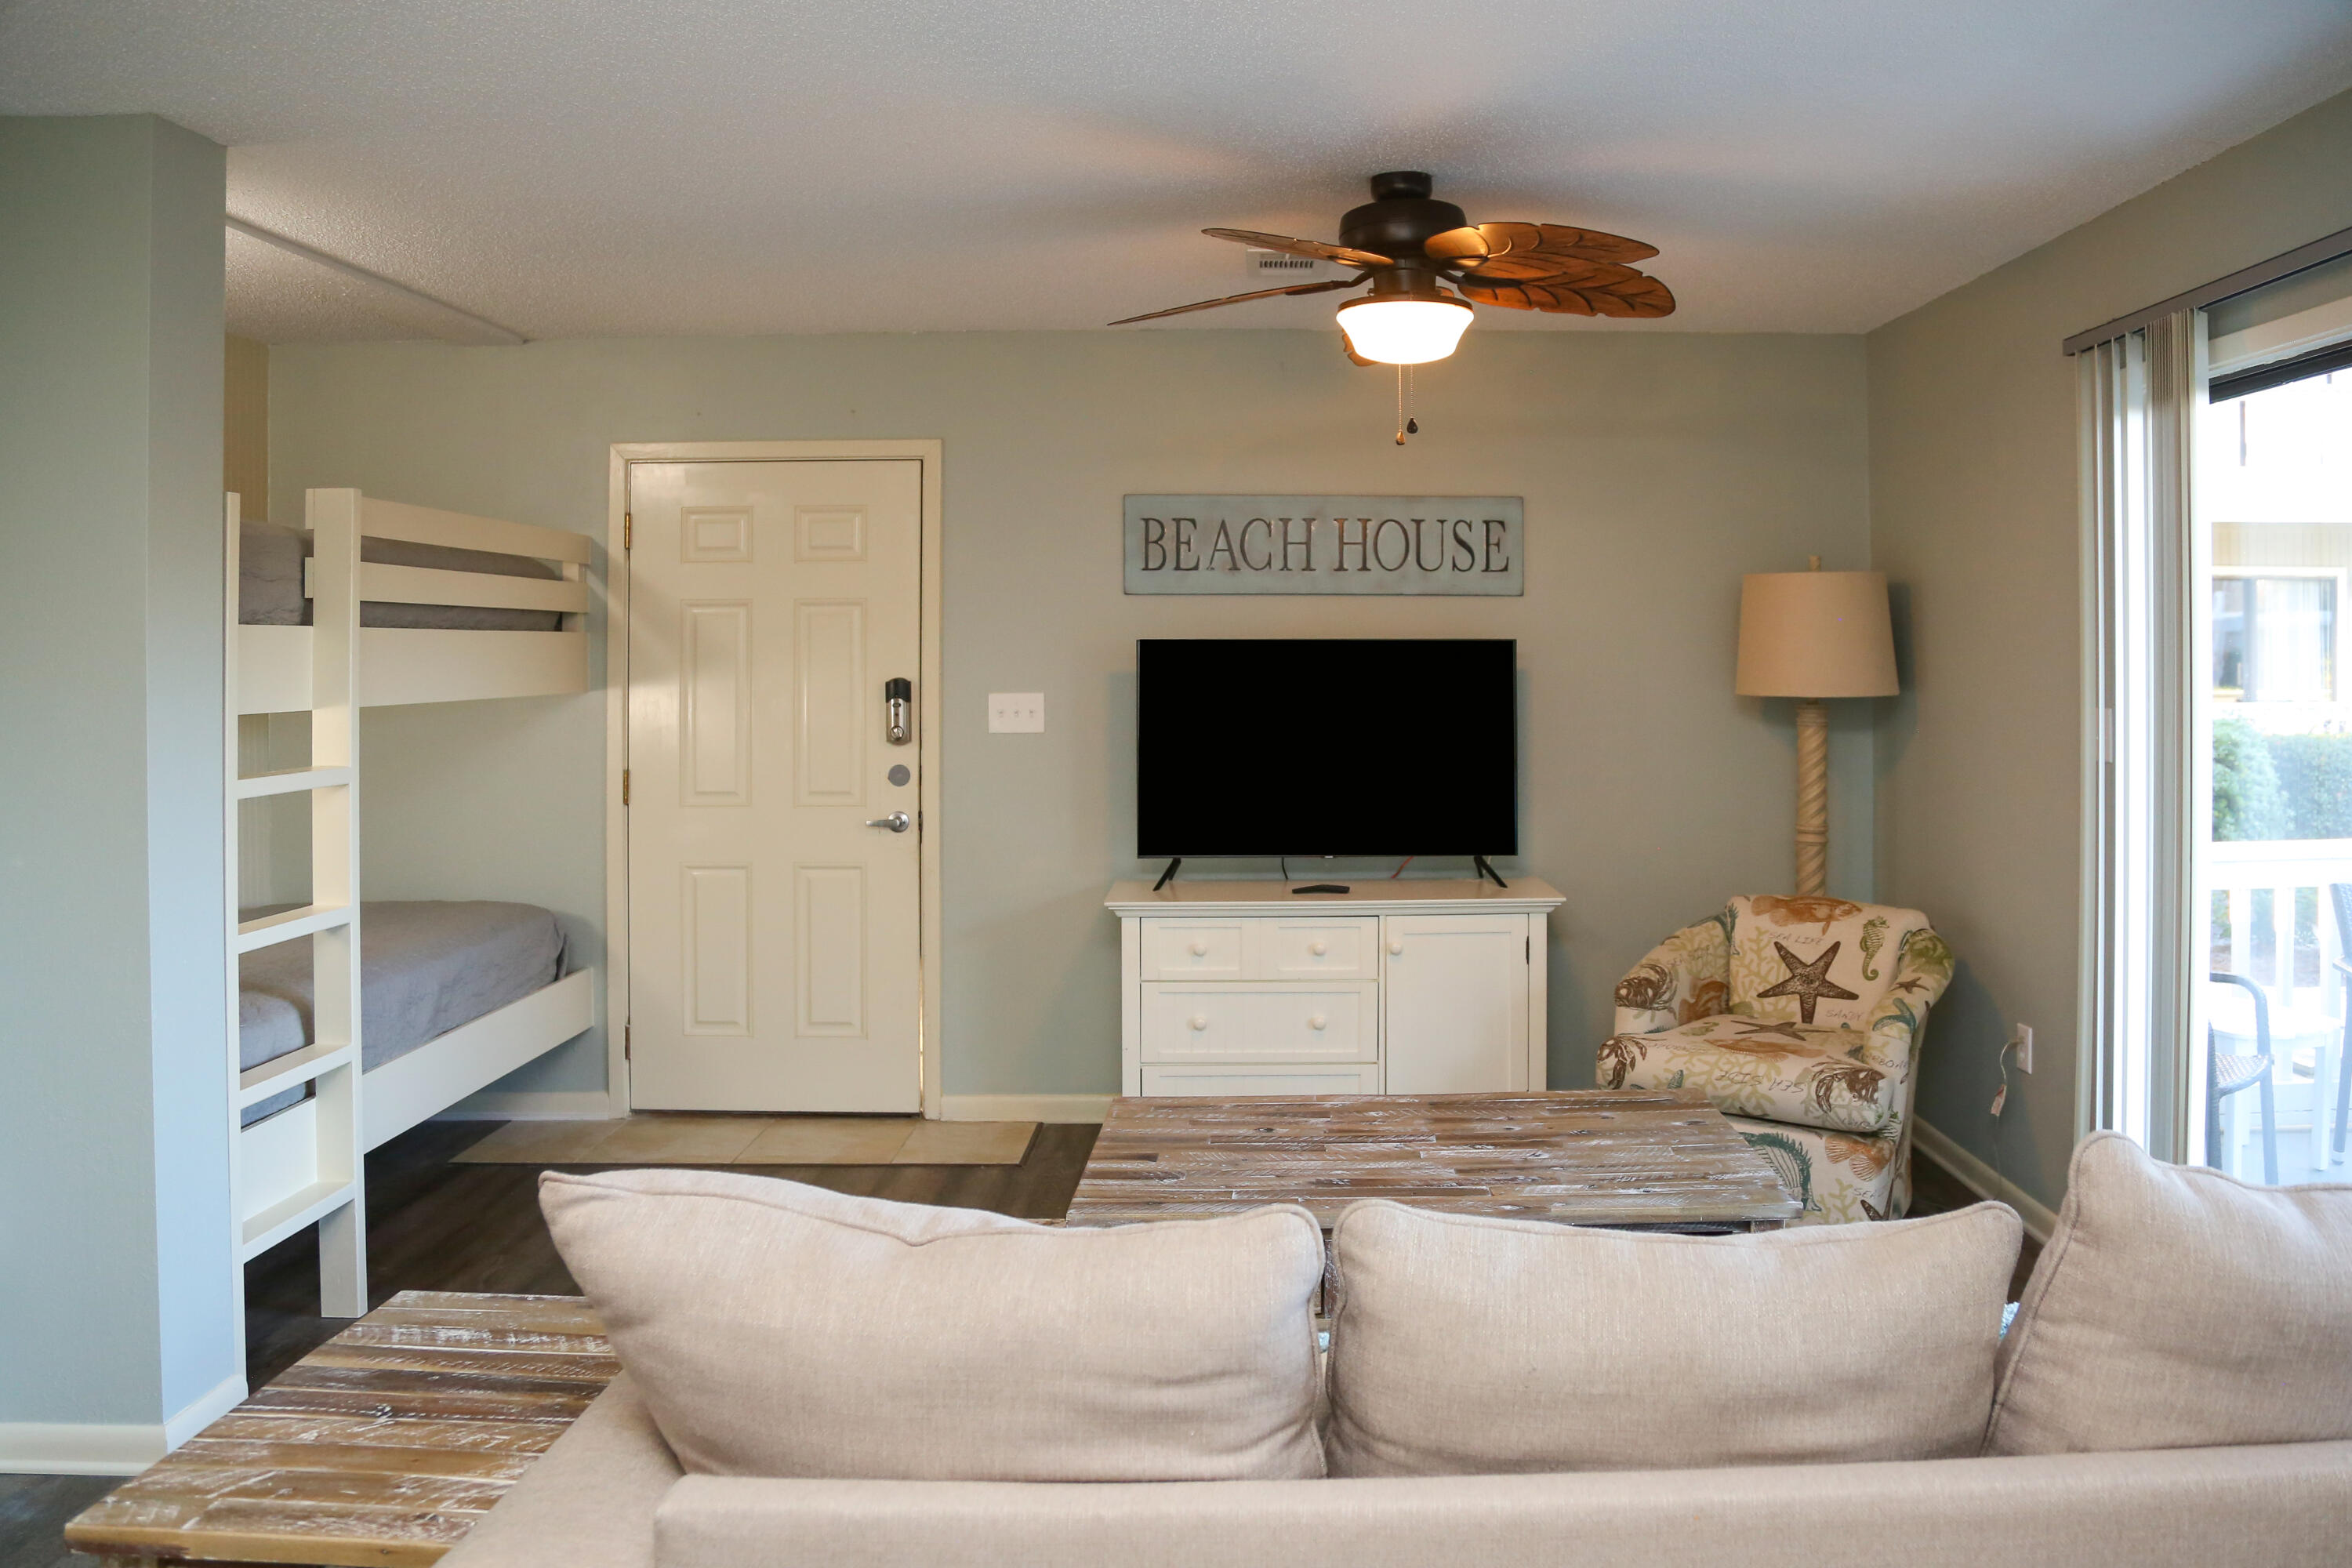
[452,1113,1038,1167]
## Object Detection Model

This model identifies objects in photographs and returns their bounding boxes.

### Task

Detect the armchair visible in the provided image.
[1599,895,1953,1224]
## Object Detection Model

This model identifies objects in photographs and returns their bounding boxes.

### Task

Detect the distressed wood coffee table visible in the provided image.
[66,1291,615,1568]
[1064,1091,1801,1235]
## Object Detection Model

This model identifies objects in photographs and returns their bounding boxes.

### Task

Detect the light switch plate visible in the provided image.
[989,692,1044,732]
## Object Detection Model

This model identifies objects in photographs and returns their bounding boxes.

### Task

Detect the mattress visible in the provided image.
[241,900,568,1125]
[239,517,564,632]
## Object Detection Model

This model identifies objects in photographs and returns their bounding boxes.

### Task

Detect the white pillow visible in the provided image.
[1987,1131,2352,1454]
[540,1167,1327,1482]
[1324,1198,2020,1475]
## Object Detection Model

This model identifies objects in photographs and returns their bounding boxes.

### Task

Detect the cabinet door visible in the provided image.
[1381,913,1531,1094]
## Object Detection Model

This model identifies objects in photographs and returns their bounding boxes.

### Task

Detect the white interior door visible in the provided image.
[628,460,924,1111]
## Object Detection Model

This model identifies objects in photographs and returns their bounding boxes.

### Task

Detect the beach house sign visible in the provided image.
[1123,495,1523,596]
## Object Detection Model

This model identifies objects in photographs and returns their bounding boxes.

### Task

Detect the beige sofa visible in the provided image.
[441,1136,2352,1568]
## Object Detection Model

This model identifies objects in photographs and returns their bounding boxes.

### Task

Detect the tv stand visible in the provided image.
[1151,857,1182,891]
[1105,877,1564,1098]
[1473,855,1509,889]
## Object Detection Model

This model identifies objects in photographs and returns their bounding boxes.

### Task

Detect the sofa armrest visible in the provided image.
[1610,912,1733,1036]
[439,1374,682,1568]
[654,1443,2352,1568]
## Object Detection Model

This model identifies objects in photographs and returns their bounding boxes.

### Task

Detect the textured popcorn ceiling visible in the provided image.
[6,1,2352,342]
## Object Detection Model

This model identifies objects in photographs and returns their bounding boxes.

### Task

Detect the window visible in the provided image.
[2212,572,2337,704]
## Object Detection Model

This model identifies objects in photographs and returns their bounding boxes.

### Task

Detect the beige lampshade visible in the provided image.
[1736,571,1898,698]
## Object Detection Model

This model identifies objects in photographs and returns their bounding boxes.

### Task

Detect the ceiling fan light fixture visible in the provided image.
[1334,292,1473,365]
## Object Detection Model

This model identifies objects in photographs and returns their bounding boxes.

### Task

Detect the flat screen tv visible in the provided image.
[1136,638,1518,858]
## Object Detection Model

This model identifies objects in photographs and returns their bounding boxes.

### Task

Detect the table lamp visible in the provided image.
[1736,560,1898,897]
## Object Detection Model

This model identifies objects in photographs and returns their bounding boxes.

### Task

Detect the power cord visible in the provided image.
[1990,1034,2016,1194]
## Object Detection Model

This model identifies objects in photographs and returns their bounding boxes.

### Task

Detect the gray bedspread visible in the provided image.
[241,900,567,1125]
[240,518,564,631]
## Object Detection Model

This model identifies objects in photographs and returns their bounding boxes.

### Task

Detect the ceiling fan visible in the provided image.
[1110,171,1675,365]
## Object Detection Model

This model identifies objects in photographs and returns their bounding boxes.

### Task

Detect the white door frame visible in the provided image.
[604,441,946,1119]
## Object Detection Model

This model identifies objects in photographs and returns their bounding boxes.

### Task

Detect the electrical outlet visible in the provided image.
[2010,1024,2034,1074]
[988,692,1044,733]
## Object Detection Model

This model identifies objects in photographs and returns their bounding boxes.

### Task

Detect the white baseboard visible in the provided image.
[1913,1118,2060,1242]
[0,1371,245,1475]
[163,1372,247,1449]
[436,1088,619,1122]
[941,1094,1111,1123]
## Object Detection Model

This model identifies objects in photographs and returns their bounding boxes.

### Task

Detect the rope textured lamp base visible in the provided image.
[1794,698,1828,897]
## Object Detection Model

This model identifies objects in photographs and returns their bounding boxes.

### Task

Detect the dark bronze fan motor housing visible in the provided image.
[1109,170,1675,347]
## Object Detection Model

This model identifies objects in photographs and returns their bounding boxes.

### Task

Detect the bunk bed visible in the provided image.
[226,488,597,1317]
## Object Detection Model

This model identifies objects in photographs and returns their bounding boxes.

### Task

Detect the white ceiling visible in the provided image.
[7,1,2352,342]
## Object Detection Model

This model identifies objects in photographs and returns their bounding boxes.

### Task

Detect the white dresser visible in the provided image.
[1105,878,1566,1098]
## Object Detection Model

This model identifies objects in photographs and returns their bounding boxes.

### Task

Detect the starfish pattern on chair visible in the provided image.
[1731,1021,1814,1044]
[1757,942,1859,1025]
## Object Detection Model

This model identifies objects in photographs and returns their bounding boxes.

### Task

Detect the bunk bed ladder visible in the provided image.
[226,488,368,1320]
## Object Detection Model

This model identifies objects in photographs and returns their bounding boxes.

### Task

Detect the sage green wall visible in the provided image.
[270,329,1872,1104]
[1869,85,2352,1209]
[0,115,239,1442]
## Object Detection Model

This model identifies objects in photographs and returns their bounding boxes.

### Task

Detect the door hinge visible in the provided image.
[622,768,630,806]
[622,511,633,550]
[623,1024,631,1060]
[1526,937,1530,963]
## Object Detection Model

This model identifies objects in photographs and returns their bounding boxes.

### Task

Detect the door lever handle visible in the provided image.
[864,812,911,833]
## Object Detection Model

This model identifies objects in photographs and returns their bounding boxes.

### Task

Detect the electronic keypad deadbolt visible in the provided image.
[884,677,912,745]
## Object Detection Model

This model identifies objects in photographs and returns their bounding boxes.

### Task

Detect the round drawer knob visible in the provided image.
[1189,941,1208,956]
[1189,1014,1208,1031]
[1388,939,1405,955]
[1308,941,1327,956]
[1308,1014,1328,1031]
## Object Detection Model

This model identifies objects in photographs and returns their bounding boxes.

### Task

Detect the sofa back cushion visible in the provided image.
[540,1169,1327,1482]
[1323,1198,2020,1475]
[1728,895,1931,1026]
[1986,1131,2352,1454]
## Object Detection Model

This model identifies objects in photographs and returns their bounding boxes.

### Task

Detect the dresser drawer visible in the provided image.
[1259,916,1377,978]
[1137,919,1246,979]
[1138,1062,1383,1096]
[1138,982,1377,1063]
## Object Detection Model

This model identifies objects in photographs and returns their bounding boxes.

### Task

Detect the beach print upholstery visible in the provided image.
[1601,896,1953,1225]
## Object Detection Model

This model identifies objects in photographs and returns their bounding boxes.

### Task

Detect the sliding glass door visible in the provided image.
[2196,356,2352,1184]
[2085,254,2352,1185]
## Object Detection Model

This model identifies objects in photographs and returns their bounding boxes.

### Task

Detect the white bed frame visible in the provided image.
[226,487,598,1323]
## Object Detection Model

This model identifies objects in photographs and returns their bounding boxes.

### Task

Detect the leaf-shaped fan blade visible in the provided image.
[1107,275,1361,326]
[1203,228,1395,269]
[1423,227,1492,265]
[1457,277,1596,316]
[1438,221,1661,278]
[1580,273,1676,318]
[1458,271,1675,319]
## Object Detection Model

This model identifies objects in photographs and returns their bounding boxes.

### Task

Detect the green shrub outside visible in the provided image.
[2214,714,2290,840]
[2268,732,2352,839]
[2212,716,2352,840]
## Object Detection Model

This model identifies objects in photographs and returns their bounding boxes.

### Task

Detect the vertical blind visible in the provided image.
[2079,310,2199,1160]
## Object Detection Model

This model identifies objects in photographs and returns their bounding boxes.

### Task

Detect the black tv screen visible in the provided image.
[1136,638,1518,858]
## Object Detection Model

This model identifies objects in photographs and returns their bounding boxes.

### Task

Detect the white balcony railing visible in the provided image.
[2204,837,2352,1182]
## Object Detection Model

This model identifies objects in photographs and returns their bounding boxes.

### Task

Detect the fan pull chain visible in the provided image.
[1393,365,1421,445]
